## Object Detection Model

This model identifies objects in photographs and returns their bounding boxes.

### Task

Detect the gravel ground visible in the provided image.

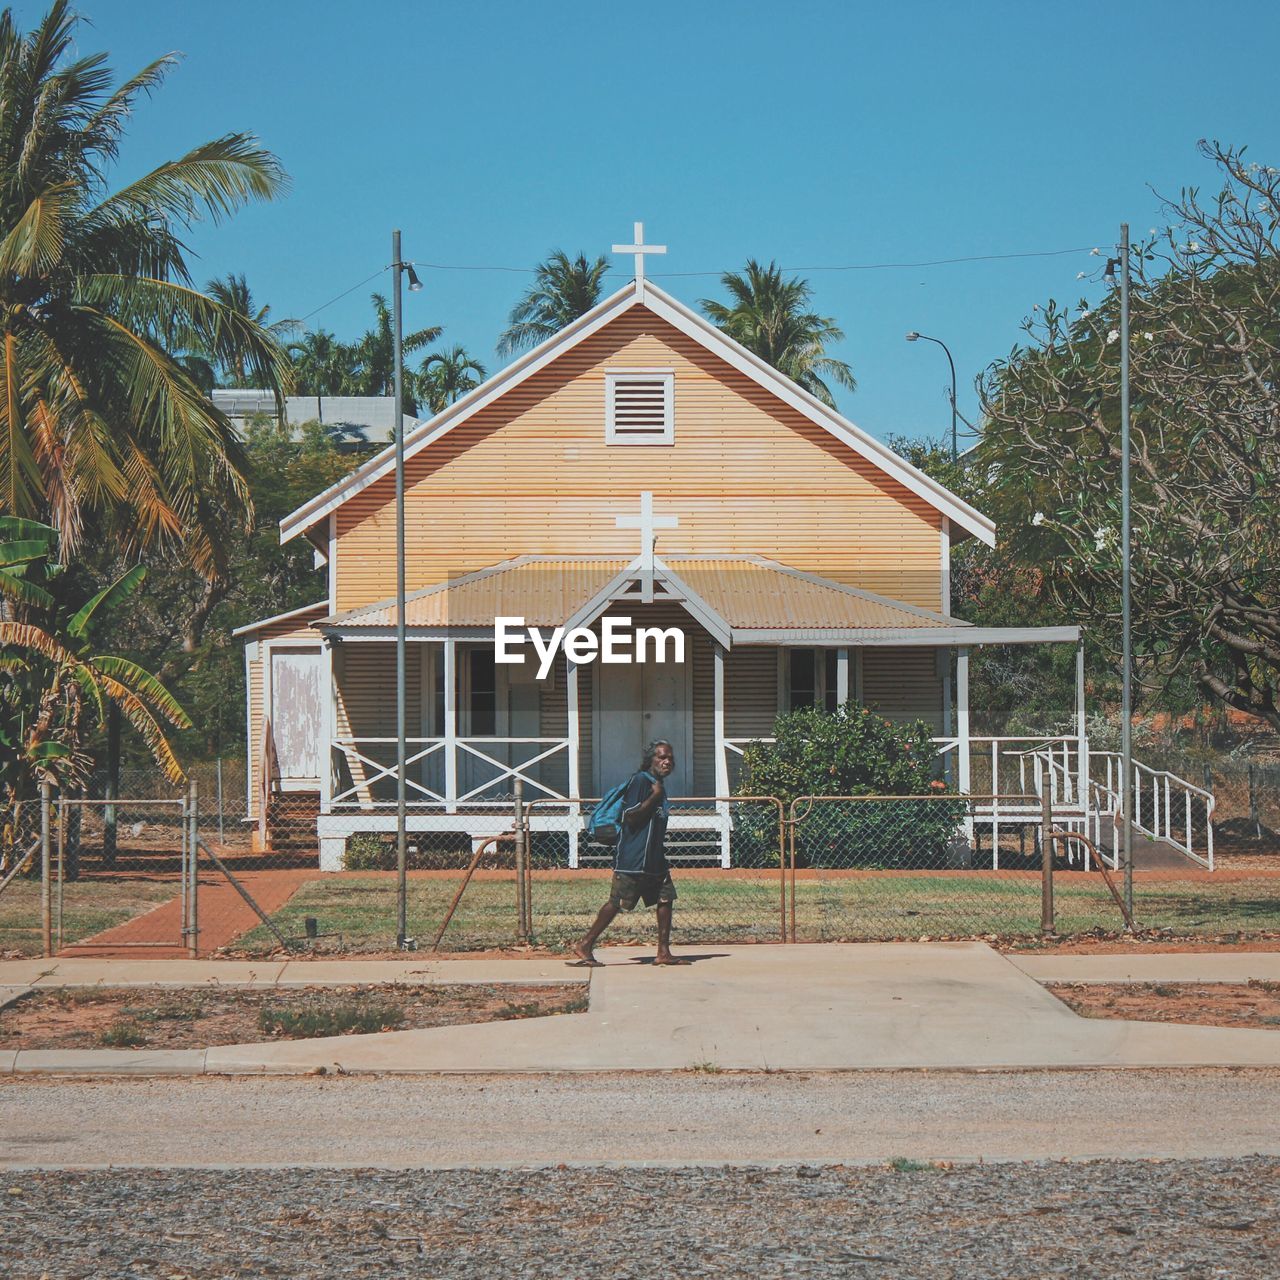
[3,1160,1278,1278]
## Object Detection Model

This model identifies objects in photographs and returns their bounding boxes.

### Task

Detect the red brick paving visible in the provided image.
[58,869,313,958]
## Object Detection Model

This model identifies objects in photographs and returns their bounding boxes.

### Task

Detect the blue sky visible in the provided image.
[21,0,1280,443]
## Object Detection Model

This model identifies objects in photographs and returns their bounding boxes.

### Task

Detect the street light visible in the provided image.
[391,229,415,949]
[905,331,958,461]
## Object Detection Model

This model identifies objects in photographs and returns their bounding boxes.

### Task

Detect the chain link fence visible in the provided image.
[3,758,1279,957]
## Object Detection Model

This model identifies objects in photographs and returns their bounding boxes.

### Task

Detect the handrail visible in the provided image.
[429,832,516,951]
[1047,829,1135,932]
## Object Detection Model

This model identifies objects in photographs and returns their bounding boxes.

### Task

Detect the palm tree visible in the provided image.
[0,2,291,578]
[497,251,611,355]
[205,273,299,386]
[289,329,356,397]
[351,293,442,403]
[417,346,487,414]
[700,260,856,408]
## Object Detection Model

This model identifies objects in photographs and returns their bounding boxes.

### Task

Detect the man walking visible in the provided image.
[573,740,686,966]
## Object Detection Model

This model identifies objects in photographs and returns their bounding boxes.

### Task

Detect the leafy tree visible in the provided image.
[0,518,190,816]
[0,2,291,578]
[497,251,610,355]
[978,141,1280,730]
[416,346,487,414]
[700,260,856,408]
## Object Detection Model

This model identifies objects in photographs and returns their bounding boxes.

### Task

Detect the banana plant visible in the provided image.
[0,518,190,826]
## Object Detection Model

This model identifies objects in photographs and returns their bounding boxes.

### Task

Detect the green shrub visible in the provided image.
[739,705,942,803]
[736,706,964,868]
[99,1021,147,1048]
[342,831,472,870]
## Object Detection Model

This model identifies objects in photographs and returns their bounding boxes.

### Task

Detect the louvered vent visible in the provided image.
[606,371,674,444]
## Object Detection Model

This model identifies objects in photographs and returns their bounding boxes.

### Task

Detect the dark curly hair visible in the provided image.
[642,740,674,771]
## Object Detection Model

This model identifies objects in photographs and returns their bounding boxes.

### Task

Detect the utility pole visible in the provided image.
[392,229,408,949]
[1119,222,1134,914]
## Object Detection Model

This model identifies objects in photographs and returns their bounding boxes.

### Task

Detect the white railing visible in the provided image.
[1090,751,1216,869]
[330,736,571,811]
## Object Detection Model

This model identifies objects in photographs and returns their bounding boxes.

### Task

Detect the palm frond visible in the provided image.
[90,654,191,728]
[67,563,145,638]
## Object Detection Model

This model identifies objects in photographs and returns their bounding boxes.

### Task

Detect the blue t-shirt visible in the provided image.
[614,770,669,877]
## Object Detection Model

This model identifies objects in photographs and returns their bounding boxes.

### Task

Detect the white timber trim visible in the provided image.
[443,638,458,813]
[328,513,337,612]
[232,601,328,638]
[732,625,1081,646]
[320,639,335,814]
[713,643,729,795]
[244,641,255,817]
[956,647,971,795]
[566,660,581,802]
[279,279,995,547]
[940,517,951,615]
[836,648,850,706]
[1076,640,1089,804]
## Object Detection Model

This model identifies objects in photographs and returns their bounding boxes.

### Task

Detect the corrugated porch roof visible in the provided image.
[320,555,957,634]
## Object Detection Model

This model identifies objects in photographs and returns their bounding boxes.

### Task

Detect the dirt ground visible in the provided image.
[0,983,586,1051]
[1048,981,1280,1029]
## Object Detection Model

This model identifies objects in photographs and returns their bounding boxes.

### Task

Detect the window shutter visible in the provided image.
[606,370,674,444]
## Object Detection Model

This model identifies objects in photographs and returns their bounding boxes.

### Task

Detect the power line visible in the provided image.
[297,244,1101,326]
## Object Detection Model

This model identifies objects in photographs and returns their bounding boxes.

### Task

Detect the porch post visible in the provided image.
[835,648,850,707]
[940,648,954,786]
[566,659,580,869]
[320,640,335,815]
[956,647,971,795]
[714,643,730,867]
[1076,639,1088,812]
[443,637,458,813]
[713,644,729,795]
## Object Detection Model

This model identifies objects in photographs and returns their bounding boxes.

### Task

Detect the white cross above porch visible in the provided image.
[615,490,678,603]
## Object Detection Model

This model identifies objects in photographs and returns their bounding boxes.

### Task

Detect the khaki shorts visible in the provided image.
[609,872,677,912]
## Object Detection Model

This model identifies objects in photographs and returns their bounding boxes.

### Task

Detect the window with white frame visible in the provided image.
[782,649,845,713]
[606,369,674,445]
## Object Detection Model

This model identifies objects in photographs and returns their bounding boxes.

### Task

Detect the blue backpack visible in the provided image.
[585,777,634,846]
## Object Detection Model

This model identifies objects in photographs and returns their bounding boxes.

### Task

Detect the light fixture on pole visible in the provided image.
[391,229,413,949]
[905,331,959,461]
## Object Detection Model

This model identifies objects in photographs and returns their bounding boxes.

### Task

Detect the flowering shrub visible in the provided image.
[735,706,964,868]
[738,705,941,805]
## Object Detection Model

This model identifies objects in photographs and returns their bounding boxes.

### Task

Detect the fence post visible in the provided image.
[187,778,199,958]
[1249,764,1261,840]
[1040,789,1055,936]
[40,782,52,958]
[512,780,528,944]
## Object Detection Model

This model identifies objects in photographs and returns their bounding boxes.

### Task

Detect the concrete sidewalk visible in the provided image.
[4,942,1280,1077]
[1009,952,1280,985]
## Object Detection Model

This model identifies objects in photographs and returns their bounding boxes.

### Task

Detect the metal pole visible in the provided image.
[1119,222,1134,915]
[40,782,52,957]
[39,783,51,957]
[393,228,409,949]
[216,756,225,844]
[513,779,527,944]
[188,779,199,958]
[1040,788,1055,936]
[56,798,65,953]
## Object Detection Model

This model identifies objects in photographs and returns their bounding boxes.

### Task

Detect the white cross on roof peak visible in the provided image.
[611,221,666,295]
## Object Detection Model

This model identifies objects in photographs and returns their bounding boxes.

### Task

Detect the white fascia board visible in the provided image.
[639,285,997,547]
[231,600,329,638]
[563,555,733,648]
[321,626,497,642]
[731,625,1080,646]
[278,284,641,544]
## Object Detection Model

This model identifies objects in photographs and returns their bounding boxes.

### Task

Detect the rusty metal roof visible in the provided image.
[322,555,956,633]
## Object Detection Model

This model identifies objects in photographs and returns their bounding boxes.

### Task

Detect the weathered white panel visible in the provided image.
[270,648,324,784]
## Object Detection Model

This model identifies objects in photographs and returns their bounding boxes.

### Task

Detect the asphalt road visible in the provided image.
[4,1068,1280,1169]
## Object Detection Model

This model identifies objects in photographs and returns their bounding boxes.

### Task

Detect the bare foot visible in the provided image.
[570,941,603,967]
[652,952,690,966]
